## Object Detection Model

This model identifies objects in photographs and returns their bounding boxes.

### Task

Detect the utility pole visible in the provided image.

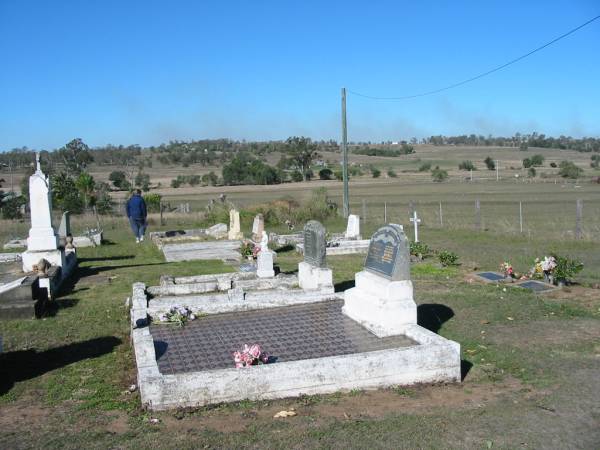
[495,160,499,181]
[341,87,349,218]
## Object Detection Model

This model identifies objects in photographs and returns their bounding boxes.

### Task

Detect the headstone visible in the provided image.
[58,211,71,240]
[364,224,409,281]
[228,209,243,240]
[298,220,333,292]
[345,214,360,240]
[26,153,58,252]
[256,248,274,278]
[303,220,326,268]
[21,153,72,275]
[252,214,264,241]
[343,223,416,337]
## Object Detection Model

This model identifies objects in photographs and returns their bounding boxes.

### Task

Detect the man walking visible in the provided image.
[126,189,147,243]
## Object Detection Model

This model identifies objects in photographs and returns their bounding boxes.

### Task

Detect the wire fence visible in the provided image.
[351,198,600,241]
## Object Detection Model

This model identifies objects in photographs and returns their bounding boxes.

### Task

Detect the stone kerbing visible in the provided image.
[147,288,342,316]
[131,279,461,411]
[134,322,460,410]
[149,273,297,296]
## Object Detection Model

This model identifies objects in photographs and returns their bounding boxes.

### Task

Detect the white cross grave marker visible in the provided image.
[410,210,421,243]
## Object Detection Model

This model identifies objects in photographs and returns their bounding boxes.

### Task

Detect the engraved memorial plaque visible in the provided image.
[303,220,326,268]
[364,224,409,281]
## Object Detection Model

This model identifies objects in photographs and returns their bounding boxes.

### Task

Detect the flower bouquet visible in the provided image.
[500,261,515,280]
[539,256,557,283]
[158,305,196,327]
[233,344,269,368]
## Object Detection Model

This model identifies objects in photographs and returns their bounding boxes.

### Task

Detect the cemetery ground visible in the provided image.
[1,215,599,449]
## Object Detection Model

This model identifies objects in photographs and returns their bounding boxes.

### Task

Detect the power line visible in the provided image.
[348,14,600,101]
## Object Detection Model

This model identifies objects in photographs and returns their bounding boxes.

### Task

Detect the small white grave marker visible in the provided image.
[409,211,421,243]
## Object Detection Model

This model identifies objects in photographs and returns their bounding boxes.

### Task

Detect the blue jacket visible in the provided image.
[126,194,147,219]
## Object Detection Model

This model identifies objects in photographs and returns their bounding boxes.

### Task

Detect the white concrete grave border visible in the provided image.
[131,283,461,410]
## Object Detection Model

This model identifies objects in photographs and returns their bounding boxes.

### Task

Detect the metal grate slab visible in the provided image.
[150,300,416,374]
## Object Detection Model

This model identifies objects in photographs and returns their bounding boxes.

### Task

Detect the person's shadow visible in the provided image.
[0,336,122,395]
[417,303,472,380]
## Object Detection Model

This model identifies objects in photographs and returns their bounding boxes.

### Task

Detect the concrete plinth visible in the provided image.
[21,249,65,273]
[256,250,275,278]
[298,261,333,292]
[343,270,417,337]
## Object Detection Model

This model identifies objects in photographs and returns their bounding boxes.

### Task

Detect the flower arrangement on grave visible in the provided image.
[240,240,258,259]
[528,255,582,286]
[233,344,269,368]
[529,256,556,282]
[158,305,196,327]
[499,261,515,279]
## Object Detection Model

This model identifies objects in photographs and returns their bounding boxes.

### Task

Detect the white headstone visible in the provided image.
[252,214,264,240]
[345,214,360,240]
[256,249,274,278]
[26,153,58,251]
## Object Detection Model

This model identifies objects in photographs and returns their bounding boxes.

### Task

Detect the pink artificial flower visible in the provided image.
[249,344,261,359]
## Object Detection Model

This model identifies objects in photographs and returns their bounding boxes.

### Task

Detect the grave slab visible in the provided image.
[514,280,558,293]
[474,271,508,283]
[161,240,241,262]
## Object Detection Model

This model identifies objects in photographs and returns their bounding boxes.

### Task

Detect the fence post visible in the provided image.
[362,199,367,225]
[475,199,481,231]
[519,201,523,233]
[384,202,387,223]
[575,199,583,239]
[439,201,443,227]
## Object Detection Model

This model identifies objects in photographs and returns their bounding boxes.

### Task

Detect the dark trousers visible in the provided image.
[128,217,147,238]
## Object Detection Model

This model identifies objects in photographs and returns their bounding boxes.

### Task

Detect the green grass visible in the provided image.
[1,192,600,447]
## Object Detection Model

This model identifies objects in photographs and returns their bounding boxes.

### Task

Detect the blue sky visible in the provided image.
[1,1,599,150]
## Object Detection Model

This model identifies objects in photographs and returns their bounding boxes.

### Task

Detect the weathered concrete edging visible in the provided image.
[297,240,370,256]
[148,288,340,316]
[131,283,461,411]
[149,273,298,297]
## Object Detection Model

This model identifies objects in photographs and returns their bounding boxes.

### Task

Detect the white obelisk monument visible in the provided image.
[21,153,64,272]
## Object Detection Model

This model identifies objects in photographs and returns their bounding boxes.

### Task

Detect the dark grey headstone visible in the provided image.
[303,220,326,268]
[364,224,409,281]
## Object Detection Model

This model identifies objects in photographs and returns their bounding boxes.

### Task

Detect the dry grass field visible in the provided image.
[1,144,599,448]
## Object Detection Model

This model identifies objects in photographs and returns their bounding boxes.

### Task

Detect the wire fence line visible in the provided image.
[352,198,600,241]
[2,194,598,244]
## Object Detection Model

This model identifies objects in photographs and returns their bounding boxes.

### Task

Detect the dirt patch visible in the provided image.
[104,410,131,435]
[150,377,530,433]
[300,378,527,420]
[0,402,51,430]
[487,318,600,348]
[545,285,600,311]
